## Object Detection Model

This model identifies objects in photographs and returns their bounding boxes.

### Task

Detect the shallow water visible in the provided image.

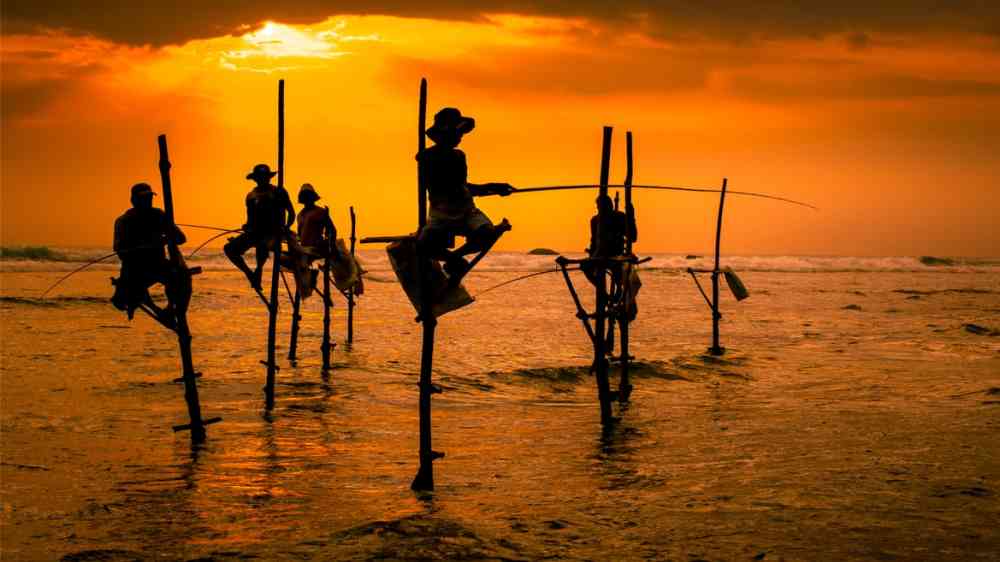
[2,254,999,560]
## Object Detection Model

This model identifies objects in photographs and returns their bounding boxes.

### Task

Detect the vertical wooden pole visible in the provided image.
[321,258,332,371]
[158,134,213,442]
[347,206,357,344]
[623,132,634,257]
[264,79,284,409]
[618,131,634,400]
[287,289,301,361]
[594,126,614,426]
[417,79,428,229]
[412,77,437,491]
[710,177,728,356]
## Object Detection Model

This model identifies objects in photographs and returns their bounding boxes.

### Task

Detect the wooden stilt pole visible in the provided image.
[594,126,614,426]
[412,77,439,492]
[347,206,357,345]
[417,81,428,231]
[557,260,596,342]
[264,79,285,409]
[618,131,634,400]
[158,134,220,441]
[287,289,301,362]
[321,258,333,371]
[709,177,728,356]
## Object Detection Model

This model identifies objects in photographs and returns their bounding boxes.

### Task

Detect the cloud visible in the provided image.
[3,1,999,47]
[731,74,1000,102]
[386,47,712,98]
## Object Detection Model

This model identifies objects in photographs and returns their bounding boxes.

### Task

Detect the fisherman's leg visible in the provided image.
[416,223,457,262]
[224,233,258,286]
[111,264,130,311]
[120,260,157,320]
[452,208,496,257]
[128,268,174,327]
[249,241,273,290]
[158,263,190,328]
[581,261,599,287]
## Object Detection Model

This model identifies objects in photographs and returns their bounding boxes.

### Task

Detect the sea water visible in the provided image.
[2,250,998,560]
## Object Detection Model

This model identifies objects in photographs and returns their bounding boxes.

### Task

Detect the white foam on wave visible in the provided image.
[2,247,998,273]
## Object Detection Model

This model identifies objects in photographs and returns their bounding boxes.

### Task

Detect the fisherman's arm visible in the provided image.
[171,225,187,246]
[467,182,516,196]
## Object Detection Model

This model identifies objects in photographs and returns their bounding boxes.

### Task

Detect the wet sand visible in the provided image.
[2,256,998,560]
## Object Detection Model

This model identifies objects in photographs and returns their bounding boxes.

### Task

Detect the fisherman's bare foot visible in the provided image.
[496,218,512,234]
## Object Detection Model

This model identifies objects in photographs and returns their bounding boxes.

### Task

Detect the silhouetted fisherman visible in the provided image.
[111,182,186,323]
[589,194,637,259]
[224,163,295,290]
[584,194,637,295]
[295,183,338,260]
[416,107,514,280]
[284,182,339,294]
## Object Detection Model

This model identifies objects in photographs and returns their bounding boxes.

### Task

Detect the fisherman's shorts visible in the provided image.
[419,207,494,249]
[224,231,277,256]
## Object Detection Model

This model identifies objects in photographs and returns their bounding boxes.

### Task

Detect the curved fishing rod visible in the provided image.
[40,252,119,298]
[40,227,237,297]
[496,184,817,210]
[473,266,581,298]
[177,223,242,233]
[40,243,180,297]
[187,229,242,258]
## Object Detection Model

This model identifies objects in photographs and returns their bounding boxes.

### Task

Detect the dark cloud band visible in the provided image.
[3,1,999,47]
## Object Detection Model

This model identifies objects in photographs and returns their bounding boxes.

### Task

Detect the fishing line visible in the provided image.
[40,252,119,298]
[473,266,581,298]
[501,184,817,210]
[187,229,241,258]
[41,227,236,297]
[177,223,242,233]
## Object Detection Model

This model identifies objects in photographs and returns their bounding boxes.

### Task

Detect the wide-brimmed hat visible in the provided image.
[131,182,156,197]
[246,163,278,181]
[299,183,321,201]
[425,107,475,142]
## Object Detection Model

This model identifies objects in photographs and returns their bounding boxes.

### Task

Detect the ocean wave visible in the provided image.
[0,295,108,307]
[0,246,71,261]
[1,247,998,273]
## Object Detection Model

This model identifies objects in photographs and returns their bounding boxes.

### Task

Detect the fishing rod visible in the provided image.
[40,252,119,298]
[488,184,817,210]
[474,266,581,298]
[187,229,242,258]
[177,223,243,233]
[40,243,178,297]
[40,227,235,297]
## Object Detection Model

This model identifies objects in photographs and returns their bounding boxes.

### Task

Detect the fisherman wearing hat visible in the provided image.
[224,163,295,290]
[111,182,187,322]
[417,107,515,280]
[278,182,340,297]
[295,183,337,258]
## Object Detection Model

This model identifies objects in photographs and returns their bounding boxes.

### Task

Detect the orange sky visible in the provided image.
[2,6,999,256]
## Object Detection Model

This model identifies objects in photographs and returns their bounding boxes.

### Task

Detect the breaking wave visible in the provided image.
[2,246,998,273]
[0,246,72,261]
